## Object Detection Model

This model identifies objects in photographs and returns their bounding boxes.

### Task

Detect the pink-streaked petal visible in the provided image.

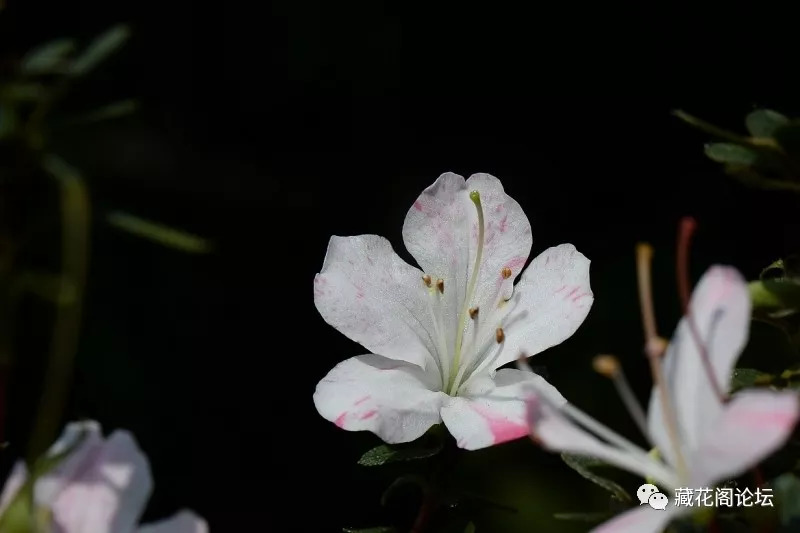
[35,420,105,505]
[314,354,448,444]
[401,173,533,363]
[691,390,800,487]
[137,510,208,533]
[0,461,27,515]
[441,369,559,450]
[314,234,439,372]
[648,266,750,466]
[494,244,593,369]
[48,430,153,533]
[591,505,680,533]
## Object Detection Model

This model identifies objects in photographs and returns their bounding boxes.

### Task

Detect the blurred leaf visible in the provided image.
[358,439,443,466]
[342,527,397,533]
[12,271,78,306]
[749,279,800,314]
[746,109,789,138]
[0,103,16,139]
[380,475,427,507]
[463,522,476,533]
[107,212,212,254]
[0,83,47,102]
[773,121,800,158]
[762,259,787,280]
[59,100,138,126]
[704,143,758,165]
[730,368,774,392]
[21,38,76,75]
[773,473,800,525]
[561,453,632,503]
[69,25,131,77]
[554,512,613,523]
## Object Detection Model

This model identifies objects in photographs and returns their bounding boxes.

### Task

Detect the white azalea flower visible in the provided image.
[0,421,207,533]
[522,265,800,533]
[313,172,593,450]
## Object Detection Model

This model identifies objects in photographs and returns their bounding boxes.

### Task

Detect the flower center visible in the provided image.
[421,190,516,396]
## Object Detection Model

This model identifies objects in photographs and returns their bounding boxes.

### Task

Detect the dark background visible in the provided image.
[2,2,800,531]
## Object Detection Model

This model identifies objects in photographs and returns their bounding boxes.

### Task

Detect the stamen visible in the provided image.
[501,267,512,279]
[452,326,504,395]
[449,190,485,393]
[495,327,505,343]
[436,278,445,294]
[636,243,689,483]
[425,286,449,389]
[423,274,432,288]
[593,354,651,444]
[676,217,726,403]
[469,307,479,319]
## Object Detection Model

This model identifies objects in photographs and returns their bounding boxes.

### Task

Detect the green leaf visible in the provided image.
[746,109,789,138]
[730,368,774,392]
[762,259,787,280]
[773,120,800,158]
[561,453,632,503]
[749,279,800,314]
[59,100,138,126]
[704,143,759,165]
[773,473,800,525]
[342,527,397,533]
[69,25,131,77]
[21,38,76,75]
[358,439,443,466]
[463,522,476,533]
[0,103,16,139]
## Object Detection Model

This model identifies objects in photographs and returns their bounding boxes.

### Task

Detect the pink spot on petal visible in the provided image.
[566,287,580,298]
[356,287,365,300]
[471,404,530,445]
[555,285,567,293]
[414,200,424,212]
[498,215,509,233]
[354,395,371,406]
[505,256,527,273]
[335,413,348,428]
[360,410,378,420]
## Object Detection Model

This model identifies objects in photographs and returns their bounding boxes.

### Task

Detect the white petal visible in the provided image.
[137,510,208,533]
[314,354,448,444]
[494,244,593,369]
[47,430,153,533]
[401,173,533,365]
[314,234,438,371]
[591,505,680,533]
[0,461,27,516]
[691,390,800,487]
[648,266,750,466]
[440,369,550,450]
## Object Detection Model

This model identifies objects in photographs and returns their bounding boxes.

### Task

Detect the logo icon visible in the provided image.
[637,484,669,510]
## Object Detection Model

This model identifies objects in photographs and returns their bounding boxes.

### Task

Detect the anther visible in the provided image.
[469,307,479,319]
[501,267,512,279]
[592,354,620,378]
[496,327,505,343]
[422,274,432,288]
[436,278,444,294]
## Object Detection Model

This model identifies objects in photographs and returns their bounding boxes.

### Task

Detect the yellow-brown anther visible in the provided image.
[592,354,620,378]
[496,327,505,343]
[436,278,444,294]
[501,267,512,279]
[469,307,479,319]
[422,274,432,288]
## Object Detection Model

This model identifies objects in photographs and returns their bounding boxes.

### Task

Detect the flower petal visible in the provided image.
[440,369,556,450]
[46,430,153,533]
[137,510,208,533]
[314,354,448,444]
[34,420,105,505]
[0,461,27,516]
[648,266,750,466]
[401,173,533,367]
[495,244,593,369]
[524,381,679,488]
[691,390,800,487]
[314,234,438,372]
[591,505,680,533]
